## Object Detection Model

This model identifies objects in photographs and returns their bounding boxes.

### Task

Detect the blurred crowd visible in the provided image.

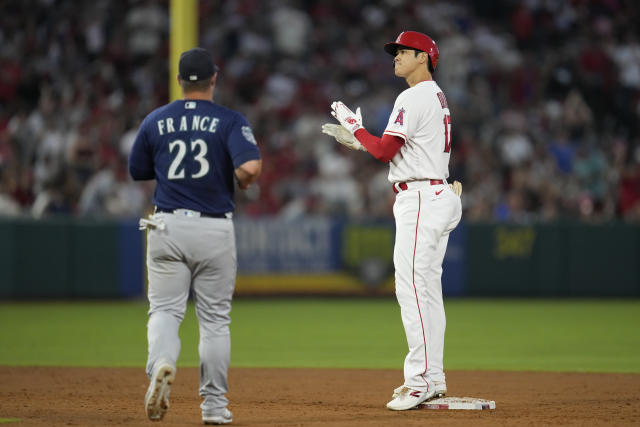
[1,0,640,223]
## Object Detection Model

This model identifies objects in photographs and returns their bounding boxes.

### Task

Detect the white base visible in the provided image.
[420,396,496,410]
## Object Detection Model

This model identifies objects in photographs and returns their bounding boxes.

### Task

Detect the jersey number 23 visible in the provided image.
[168,139,209,179]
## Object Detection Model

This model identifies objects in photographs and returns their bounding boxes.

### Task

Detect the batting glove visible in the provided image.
[138,215,166,231]
[449,180,462,197]
[330,101,363,135]
[321,123,367,152]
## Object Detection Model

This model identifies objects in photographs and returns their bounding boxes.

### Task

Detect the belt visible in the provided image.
[393,179,444,193]
[155,207,228,218]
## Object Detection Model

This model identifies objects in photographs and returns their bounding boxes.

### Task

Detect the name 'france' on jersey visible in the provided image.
[383,80,451,183]
[129,100,261,214]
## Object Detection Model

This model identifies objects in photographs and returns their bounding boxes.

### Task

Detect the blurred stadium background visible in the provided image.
[0,0,639,299]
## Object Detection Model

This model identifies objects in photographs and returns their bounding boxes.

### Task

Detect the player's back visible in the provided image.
[129,99,259,215]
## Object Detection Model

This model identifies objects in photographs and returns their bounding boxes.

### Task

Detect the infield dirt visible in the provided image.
[1,367,638,426]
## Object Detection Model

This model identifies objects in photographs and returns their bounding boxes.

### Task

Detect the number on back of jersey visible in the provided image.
[168,138,210,179]
[443,115,452,153]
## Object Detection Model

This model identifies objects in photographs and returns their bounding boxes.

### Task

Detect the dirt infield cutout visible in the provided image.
[1,367,638,426]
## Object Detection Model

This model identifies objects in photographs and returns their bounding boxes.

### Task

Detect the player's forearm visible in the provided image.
[234,159,262,189]
[354,129,403,162]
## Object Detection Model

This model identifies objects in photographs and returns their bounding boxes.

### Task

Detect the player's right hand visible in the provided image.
[321,123,367,151]
[330,101,363,135]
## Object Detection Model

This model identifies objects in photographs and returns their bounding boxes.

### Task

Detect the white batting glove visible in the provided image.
[138,215,166,231]
[321,123,367,152]
[449,180,462,197]
[330,101,363,135]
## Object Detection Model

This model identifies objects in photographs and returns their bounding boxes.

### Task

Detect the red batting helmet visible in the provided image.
[384,31,439,71]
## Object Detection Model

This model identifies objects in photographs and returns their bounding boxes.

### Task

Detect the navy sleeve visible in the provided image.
[128,120,155,180]
[226,114,261,168]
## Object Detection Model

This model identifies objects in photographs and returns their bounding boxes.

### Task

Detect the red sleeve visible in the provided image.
[354,129,404,163]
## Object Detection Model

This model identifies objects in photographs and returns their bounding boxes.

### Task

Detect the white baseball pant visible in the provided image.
[392,181,462,391]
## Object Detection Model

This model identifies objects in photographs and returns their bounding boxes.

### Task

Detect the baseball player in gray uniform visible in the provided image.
[323,31,462,410]
[129,47,262,424]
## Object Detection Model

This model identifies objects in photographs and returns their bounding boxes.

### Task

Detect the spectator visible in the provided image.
[0,165,21,216]
[1,0,639,223]
[77,155,146,218]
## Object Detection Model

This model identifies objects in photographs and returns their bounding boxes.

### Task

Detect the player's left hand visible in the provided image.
[330,101,363,135]
[449,180,462,197]
[321,123,367,151]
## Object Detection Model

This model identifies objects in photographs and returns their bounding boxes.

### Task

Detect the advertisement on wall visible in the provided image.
[234,218,466,296]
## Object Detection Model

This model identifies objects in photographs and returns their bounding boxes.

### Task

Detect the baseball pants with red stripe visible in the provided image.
[392,182,462,391]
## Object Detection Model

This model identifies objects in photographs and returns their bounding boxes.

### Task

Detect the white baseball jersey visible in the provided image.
[383,80,452,183]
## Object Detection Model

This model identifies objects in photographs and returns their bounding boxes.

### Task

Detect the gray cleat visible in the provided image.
[145,362,176,421]
[203,408,233,425]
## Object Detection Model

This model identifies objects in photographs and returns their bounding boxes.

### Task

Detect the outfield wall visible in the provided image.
[0,217,637,298]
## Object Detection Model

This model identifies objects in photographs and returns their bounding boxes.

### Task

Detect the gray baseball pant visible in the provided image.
[145,212,236,413]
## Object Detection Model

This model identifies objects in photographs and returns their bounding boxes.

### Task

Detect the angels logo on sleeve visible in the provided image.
[385,104,408,140]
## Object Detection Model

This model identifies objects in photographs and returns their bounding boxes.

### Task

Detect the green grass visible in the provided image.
[445,300,640,372]
[0,299,638,373]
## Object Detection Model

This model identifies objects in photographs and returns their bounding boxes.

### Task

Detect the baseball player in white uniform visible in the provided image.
[323,31,462,411]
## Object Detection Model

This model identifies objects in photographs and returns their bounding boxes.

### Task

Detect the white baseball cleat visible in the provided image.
[387,386,436,411]
[202,408,233,425]
[434,381,447,397]
[392,381,446,399]
[145,362,176,421]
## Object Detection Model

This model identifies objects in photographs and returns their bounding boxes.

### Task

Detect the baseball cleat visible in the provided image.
[387,386,436,411]
[434,381,447,397]
[145,362,176,421]
[202,408,233,425]
[392,382,446,399]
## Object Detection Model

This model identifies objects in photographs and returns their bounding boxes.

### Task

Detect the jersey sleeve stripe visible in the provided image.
[384,130,407,141]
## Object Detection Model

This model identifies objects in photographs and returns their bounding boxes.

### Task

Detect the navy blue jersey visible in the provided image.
[129,100,261,214]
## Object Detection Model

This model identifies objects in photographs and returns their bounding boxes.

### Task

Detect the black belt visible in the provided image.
[155,207,227,218]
